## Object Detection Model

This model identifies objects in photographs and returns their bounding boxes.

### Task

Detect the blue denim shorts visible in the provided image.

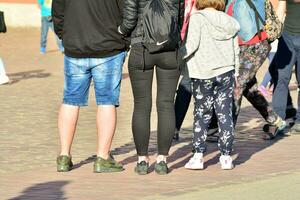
[63,52,126,106]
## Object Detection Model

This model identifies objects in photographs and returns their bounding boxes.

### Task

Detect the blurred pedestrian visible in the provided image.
[38,0,63,54]
[0,58,9,85]
[272,0,300,133]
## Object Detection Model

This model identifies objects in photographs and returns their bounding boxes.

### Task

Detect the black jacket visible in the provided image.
[52,0,129,58]
[119,0,184,44]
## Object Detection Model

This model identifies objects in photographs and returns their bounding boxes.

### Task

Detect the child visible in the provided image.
[180,0,240,170]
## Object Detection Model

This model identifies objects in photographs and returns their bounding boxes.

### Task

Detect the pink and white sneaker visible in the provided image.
[185,153,204,170]
[219,155,234,170]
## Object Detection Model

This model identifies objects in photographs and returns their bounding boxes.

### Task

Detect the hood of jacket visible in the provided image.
[196,9,240,40]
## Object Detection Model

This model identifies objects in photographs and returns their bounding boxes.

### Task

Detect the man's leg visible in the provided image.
[58,104,79,156]
[96,105,116,159]
[57,56,91,172]
[92,52,125,172]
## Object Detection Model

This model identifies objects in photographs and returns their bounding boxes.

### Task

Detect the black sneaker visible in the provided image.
[154,161,168,175]
[286,107,297,120]
[134,161,149,175]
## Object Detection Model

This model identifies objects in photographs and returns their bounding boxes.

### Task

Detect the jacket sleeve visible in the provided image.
[119,0,138,36]
[180,15,201,60]
[51,0,65,39]
[233,36,240,77]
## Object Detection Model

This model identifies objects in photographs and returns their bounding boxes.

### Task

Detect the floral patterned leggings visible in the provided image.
[192,70,235,155]
[234,40,279,125]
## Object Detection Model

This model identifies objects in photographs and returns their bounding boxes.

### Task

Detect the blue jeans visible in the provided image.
[272,32,300,120]
[63,52,126,106]
[40,16,63,51]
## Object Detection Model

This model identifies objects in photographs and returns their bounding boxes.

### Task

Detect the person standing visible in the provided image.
[181,0,240,170]
[118,0,183,175]
[272,0,300,133]
[52,0,128,173]
[174,0,218,141]
[38,0,63,54]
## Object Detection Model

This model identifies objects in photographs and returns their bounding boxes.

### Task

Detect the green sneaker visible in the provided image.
[94,154,124,173]
[134,161,149,175]
[154,161,168,175]
[57,155,73,172]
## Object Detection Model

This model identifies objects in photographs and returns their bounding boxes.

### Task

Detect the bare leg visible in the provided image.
[96,105,117,159]
[58,104,80,156]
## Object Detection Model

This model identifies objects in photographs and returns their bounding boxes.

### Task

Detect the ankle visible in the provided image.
[97,152,109,159]
[193,153,203,159]
[60,151,71,157]
[156,155,167,163]
[138,156,149,163]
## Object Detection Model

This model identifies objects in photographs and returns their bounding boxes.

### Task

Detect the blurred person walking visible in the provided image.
[0,58,9,85]
[38,0,63,54]
[272,0,300,134]
[0,10,9,85]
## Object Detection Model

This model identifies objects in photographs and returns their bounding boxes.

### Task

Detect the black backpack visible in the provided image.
[142,0,181,53]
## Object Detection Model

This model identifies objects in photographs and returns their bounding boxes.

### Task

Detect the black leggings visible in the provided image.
[128,43,180,156]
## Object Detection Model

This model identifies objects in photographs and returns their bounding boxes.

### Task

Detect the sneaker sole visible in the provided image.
[221,165,234,170]
[185,166,204,170]
[57,166,71,172]
[94,167,124,173]
[134,169,149,175]
[155,170,168,175]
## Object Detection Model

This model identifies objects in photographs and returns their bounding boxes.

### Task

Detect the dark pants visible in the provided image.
[192,71,235,155]
[271,32,300,120]
[174,74,218,131]
[128,43,180,156]
[174,75,192,130]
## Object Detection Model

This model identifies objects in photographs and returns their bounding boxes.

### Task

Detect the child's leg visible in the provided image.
[191,78,214,153]
[213,71,235,155]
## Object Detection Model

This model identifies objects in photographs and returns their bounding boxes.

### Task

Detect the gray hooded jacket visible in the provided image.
[180,9,240,79]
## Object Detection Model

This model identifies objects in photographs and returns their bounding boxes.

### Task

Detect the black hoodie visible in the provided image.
[52,0,128,58]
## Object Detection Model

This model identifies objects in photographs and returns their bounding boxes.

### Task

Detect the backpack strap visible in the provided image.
[245,0,265,39]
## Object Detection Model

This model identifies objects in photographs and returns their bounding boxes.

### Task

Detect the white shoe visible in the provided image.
[0,75,9,85]
[219,155,234,170]
[185,153,204,170]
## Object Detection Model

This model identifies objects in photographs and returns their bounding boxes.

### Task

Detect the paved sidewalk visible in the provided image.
[0,28,300,200]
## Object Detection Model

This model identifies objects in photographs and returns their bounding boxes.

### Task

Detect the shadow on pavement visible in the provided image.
[73,105,287,171]
[7,69,51,84]
[8,181,69,200]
